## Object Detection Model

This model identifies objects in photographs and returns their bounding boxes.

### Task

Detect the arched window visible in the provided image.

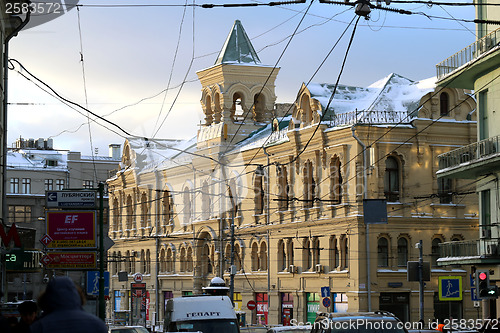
[440,92,449,116]
[260,242,268,271]
[252,93,266,122]
[187,247,193,272]
[378,237,389,267]
[330,156,342,204]
[231,93,244,121]
[277,165,289,211]
[329,236,339,271]
[287,239,294,268]
[234,243,241,272]
[397,238,408,267]
[254,168,264,215]
[342,237,349,269]
[251,243,259,271]
[431,238,442,267]
[183,187,191,225]
[162,190,173,232]
[141,249,146,273]
[204,94,213,125]
[312,237,320,266]
[160,248,166,272]
[303,161,315,208]
[384,156,400,202]
[166,248,173,273]
[126,250,132,274]
[126,195,133,230]
[140,193,148,228]
[180,247,186,272]
[201,181,211,220]
[113,198,119,232]
[146,249,151,274]
[278,240,286,271]
[303,238,312,271]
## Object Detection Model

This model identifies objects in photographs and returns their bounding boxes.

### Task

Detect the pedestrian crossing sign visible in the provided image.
[438,276,462,301]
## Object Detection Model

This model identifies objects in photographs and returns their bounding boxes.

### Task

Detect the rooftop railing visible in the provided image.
[330,110,411,127]
[436,28,500,80]
[438,134,499,170]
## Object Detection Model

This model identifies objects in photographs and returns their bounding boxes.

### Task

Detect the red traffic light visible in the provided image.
[479,272,488,281]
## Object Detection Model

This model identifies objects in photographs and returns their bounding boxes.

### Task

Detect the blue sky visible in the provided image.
[7,1,475,156]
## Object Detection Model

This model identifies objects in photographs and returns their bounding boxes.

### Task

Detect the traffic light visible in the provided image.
[476,270,499,299]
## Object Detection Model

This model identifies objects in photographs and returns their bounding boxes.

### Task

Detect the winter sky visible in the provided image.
[7,0,476,156]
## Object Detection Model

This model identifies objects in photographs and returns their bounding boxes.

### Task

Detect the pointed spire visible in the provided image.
[215,20,261,65]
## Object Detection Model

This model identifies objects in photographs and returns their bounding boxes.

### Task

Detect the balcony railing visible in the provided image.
[439,240,479,258]
[436,28,500,80]
[438,135,499,171]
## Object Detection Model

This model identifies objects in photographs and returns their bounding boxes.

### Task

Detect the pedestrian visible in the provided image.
[13,300,37,333]
[30,276,107,333]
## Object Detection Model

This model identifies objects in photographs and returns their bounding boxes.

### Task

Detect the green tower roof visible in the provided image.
[215,20,261,65]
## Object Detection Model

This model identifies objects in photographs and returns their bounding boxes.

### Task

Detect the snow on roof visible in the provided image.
[7,149,67,170]
[214,20,261,65]
[126,137,198,173]
[308,73,436,118]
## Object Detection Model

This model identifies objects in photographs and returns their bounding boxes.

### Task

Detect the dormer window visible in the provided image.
[46,160,58,167]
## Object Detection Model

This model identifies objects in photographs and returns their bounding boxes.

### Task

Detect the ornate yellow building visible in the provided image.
[107,20,478,328]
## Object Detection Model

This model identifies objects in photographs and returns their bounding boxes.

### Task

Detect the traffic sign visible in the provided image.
[87,271,110,296]
[40,234,53,247]
[46,211,96,249]
[247,300,257,310]
[40,251,97,270]
[46,190,97,208]
[322,297,331,308]
[438,276,462,301]
[321,286,331,298]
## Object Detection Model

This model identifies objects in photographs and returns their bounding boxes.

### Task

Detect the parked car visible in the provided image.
[109,326,149,333]
[310,311,408,333]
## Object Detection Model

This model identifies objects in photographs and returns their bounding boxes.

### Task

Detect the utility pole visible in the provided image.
[418,240,424,322]
[98,182,105,320]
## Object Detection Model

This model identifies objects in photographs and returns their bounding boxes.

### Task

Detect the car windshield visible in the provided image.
[172,319,239,333]
[326,319,406,333]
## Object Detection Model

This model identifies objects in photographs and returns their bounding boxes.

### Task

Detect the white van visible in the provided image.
[163,295,240,333]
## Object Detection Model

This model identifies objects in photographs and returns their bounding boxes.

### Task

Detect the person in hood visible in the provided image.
[30,276,107,333]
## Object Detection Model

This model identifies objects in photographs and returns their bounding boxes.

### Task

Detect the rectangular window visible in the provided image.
[83,180,94,189]
[8,205,32,223]
[10,178,19,194]
[479,90,488,140]
[438,178,452,204]
[21,178,31,194]
[56,179,65,190]
[45,179,54,191]
[481,189,491,226]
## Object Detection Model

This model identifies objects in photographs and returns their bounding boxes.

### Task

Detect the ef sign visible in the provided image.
[133,273,143,283]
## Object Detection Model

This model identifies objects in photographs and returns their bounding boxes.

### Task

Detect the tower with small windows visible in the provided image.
[196,20,279,150]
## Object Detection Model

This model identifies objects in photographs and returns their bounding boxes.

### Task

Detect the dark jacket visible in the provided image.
[30,276,107,333]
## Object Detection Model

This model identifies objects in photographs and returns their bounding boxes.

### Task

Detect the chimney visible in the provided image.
[109,144,121,160]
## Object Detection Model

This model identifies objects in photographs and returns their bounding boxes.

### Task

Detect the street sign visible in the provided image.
[438,276,462,301]
[39,234,53,247]
[46,190,97,208]
[46,211,96,249]
[87,271,110,296]
[40,251,97,269]
[321,286,330,298]
[247,300,257,310]
[322,297,331,308]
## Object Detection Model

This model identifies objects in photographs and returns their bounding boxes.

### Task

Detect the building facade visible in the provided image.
[436,0,500,319]
[107,20,479,328]
[5,137,120,302]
